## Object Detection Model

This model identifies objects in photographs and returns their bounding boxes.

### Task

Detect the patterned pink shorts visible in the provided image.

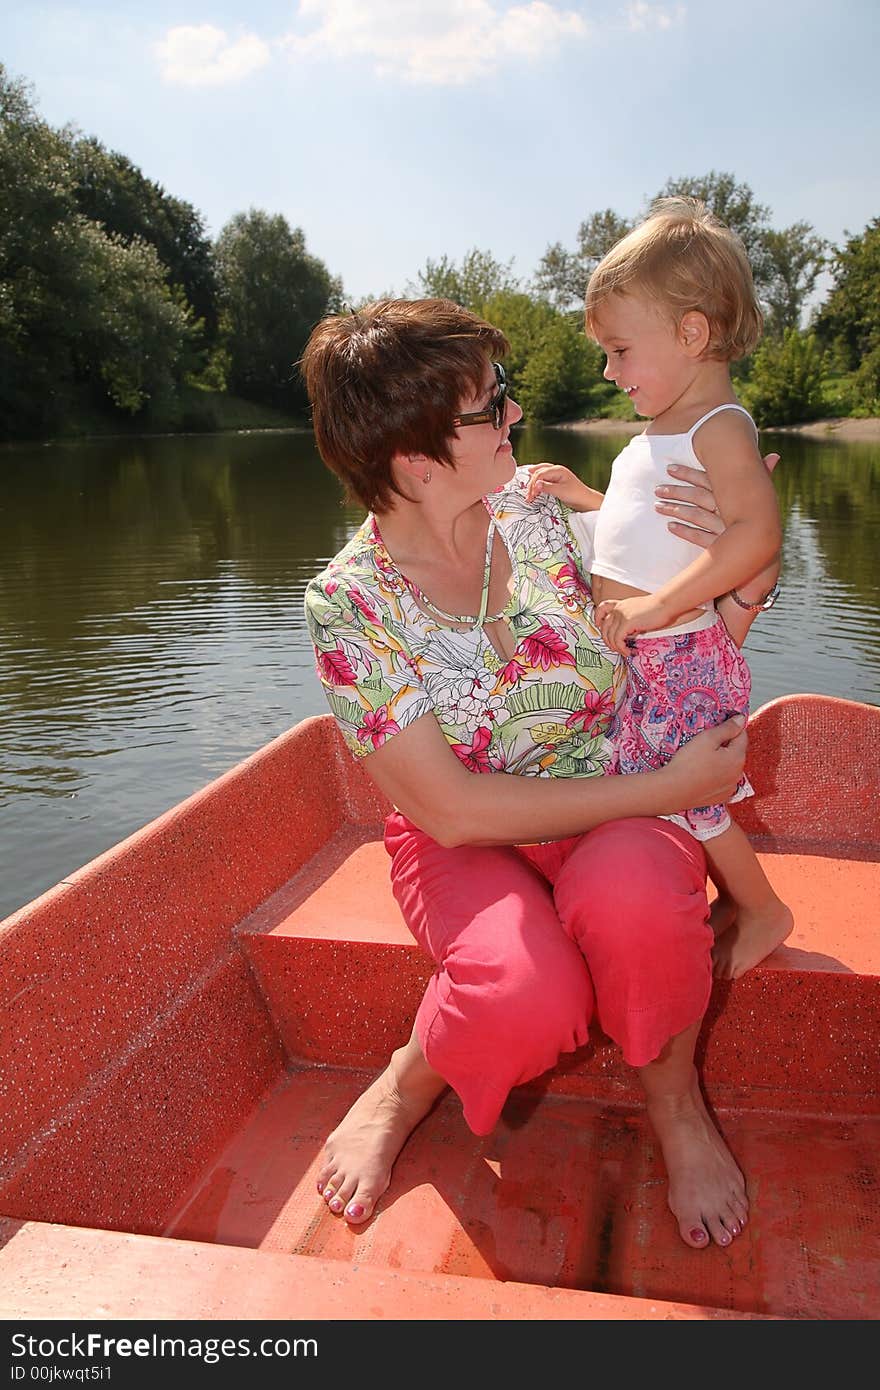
[610,614,753,841]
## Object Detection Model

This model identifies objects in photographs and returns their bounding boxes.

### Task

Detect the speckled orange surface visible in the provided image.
[0,697,877,1320]
[0,1218,772,1320]
[164,1068,878,1321]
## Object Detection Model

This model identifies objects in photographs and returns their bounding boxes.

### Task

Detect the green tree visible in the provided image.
[813,218,880,415]
[0,68,80,431]
[740,329,825,426]
[813,218,880,367]
[518,317,604,422]
[851,345,880,415]
[70,138,219,335]
[761,223,827,336]
[215,209,341,413]
[478,289,557,386]
[0,64,192,436]
[76,224,196,413]
[479,290,606,423]
[408,247,519,310]
[534,210,632,310]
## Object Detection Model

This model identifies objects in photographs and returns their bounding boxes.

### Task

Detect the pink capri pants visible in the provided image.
[385,811,713,1135]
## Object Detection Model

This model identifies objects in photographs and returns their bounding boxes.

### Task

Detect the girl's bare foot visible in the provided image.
[316,1031,447,1225]
[708,889,737,940]
[646,1068,749,1250]
[711,902,794,980]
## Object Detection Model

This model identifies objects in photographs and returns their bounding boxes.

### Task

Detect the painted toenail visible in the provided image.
[323,1186,336,1198]
[329,1197,343,1212]
[690,1228,707,1243]
[346,1203,365,1219]
[720,1232,731,1245]
[317,1180,325,1193]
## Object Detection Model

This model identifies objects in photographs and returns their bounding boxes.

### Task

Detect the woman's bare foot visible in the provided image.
[316,1031,447,1225]
[646,1068,749,1250]
[711,901,794,980]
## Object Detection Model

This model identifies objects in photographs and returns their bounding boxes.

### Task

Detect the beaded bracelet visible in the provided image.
[727,582,780,611]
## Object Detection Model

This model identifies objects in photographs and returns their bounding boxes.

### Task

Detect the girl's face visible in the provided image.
[592,291,698,420]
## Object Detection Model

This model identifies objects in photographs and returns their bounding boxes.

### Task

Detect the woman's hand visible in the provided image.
[654,453,780,547]
[658,715,748,813]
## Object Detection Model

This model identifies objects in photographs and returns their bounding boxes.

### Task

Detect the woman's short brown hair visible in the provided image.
[585,197,763,361]
[299,298,509,513]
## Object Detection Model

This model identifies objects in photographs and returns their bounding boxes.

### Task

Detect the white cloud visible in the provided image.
[625,2,686,32]
[281,0,588,86]
[155,25,271,87]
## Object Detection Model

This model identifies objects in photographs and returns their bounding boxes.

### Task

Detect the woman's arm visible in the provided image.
[305,562,745,848]
[655,454,781,648]
[359,710,747,849]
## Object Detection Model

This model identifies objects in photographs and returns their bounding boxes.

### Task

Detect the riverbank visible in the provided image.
[761,417,880,440]
[2,388,308,448]
[551,416,880,440]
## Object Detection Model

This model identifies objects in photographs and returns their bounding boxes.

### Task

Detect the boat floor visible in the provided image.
[162,1064,878,1322]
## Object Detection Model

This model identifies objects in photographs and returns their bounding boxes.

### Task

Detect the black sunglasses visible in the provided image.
[452,362,508,431]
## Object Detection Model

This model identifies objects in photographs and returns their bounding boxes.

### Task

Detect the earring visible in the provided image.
[422,469,432,484]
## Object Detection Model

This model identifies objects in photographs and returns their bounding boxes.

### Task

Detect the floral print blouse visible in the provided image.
[303,468,625,779]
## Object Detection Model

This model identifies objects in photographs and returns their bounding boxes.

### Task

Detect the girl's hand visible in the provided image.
[655,453,781,547]
[524,462,601,510]
[659,716,748,812]
[595,594,669,653]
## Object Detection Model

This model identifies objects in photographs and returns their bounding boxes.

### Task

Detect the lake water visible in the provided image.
[2,426,878,919]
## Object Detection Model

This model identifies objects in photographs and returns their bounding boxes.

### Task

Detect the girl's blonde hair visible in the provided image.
[585,197,763,360]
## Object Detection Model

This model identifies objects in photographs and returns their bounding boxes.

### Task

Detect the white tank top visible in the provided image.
[585,403,759,596]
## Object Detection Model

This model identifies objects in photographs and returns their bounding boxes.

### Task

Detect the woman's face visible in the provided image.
[450,361,523,493]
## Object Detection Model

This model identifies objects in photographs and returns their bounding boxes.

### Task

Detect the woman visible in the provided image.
[302,298,780,1251]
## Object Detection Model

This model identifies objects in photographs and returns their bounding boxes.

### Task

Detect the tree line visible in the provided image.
[0,65,341,440]
[408,175,879,428]
[1,64,877,441]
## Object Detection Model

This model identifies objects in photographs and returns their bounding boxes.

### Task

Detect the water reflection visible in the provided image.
[1,426,878,918]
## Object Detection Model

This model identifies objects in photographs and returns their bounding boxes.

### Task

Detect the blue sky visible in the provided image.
[3,1,878,302]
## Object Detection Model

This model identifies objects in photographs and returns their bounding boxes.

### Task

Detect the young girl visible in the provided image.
[528,197,793,980]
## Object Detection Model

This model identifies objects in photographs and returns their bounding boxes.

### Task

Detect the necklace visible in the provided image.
[402,516,510,628]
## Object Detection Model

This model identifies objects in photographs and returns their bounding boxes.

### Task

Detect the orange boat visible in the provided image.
[1,694,877,1322]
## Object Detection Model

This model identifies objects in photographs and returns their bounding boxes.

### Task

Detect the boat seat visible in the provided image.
[237,696,879,1115]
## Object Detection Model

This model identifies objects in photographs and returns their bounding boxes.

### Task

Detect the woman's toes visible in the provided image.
[320,1173,355,1215]
[344,1184,383,1224]
[725,1200,747,1236]
[731,1194,749,1224]
[330,1177,358,1214]
[682,1222,710,1248]
[319,1171,342,1206]
[706,1215,736,1247]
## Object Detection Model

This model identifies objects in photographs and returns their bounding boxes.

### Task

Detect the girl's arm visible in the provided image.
[359,708,747,849]
[655,455,781,648]
[523,462,603,510]
[714,558,781,648]
[597,413,782,652]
